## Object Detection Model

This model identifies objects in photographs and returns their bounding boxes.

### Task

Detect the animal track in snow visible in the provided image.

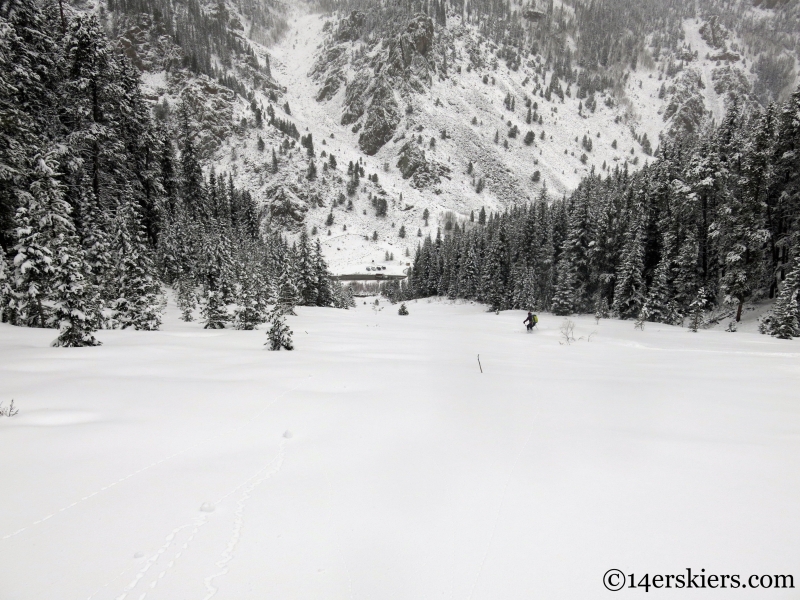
[0,378,309,542]
[202,438,289,600]
[112,516,210,600]
[108,434,290,600]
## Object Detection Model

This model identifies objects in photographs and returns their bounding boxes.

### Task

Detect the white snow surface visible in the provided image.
[1,298,799,599]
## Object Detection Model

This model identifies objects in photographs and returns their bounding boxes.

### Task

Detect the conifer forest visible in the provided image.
[406,91,800,338]
[0,0,352,347]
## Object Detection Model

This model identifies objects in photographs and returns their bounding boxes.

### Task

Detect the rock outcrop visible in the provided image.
[358,79,401,155]
[335,10,365,42]
[312,13,438,156]
[396,141,450,189]
[265,185,308,230]
[663,69,709,138]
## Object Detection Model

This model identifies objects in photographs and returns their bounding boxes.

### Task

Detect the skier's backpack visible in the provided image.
[533,314,538,325]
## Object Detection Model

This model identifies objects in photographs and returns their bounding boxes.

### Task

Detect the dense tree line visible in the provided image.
[407,89,800,338]
[0,0,350,346]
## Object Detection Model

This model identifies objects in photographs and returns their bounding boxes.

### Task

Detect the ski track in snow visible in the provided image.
[0,378,310,542]
[467,419,536,600]
[202,438,289,600]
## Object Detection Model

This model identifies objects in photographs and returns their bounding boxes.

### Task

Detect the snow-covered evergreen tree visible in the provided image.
[50,232,101,347]
[204,233,235,298]
[201,290,228,329]
[642,256,680,325]
[178,103,208,221]
[14,155,101,345]
[688,288,708,333]
[11,155,81,328]
[110,200,163,330]
[80,193,115,312]
[0,0,63,250]
[276,255,300,315]
[481,226,508,311]
[594,295,610,321]
[0,251,12,323]
[233,267,267,330]
[176,275,196,322]
[266,305,293,350]
[313,239,333,307]
[767,253,800,339]
[550,256,579,316]
[457,244,479,300]
[296,229,317,305]
[712,124,770,322]
[612,213,647,320]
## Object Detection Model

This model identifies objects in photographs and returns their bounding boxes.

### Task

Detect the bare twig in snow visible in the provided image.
[559,319,576,345]
[0,399,19,417]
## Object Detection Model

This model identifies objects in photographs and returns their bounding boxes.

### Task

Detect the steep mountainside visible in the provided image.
[64,0,800,271]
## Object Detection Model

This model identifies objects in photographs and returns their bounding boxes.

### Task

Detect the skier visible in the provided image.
[523,311,538,332]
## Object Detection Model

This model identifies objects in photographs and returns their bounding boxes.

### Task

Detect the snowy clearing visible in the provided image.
[1,298,799,599]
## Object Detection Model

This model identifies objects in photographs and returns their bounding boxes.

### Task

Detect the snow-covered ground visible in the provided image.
[2,298,799,599]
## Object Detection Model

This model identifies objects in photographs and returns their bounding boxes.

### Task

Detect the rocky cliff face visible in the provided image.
[311,12,437,156]
[396,141,450,190]
[265,184,309,230]
[663,69,709,138]
[359,79,401,155]
[381,14,435,90]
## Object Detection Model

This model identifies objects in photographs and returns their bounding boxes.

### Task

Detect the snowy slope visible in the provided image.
[216,6,664,272]
[1,298,799,599]
[202,0,769,273]
[99,0,790,275]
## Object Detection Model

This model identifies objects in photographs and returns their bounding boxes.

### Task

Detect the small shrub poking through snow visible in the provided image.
[559,319,576,345]
[398,303,409,316]
[0,399,18,417]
